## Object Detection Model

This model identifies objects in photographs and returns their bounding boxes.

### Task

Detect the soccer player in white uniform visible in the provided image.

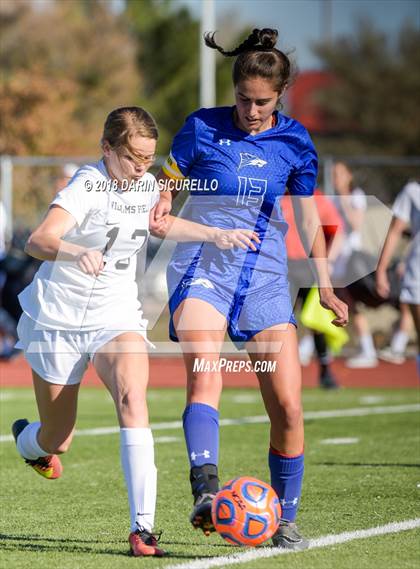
[376,180,420,377]
[11,107,259,557]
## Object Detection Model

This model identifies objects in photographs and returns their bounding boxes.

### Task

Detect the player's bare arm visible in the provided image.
[376,216,408,298]
[292,195,348,327]
[25,205,104,275]
[150,213,260,251]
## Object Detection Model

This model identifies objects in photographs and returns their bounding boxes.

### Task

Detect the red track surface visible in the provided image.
[0,355,417,389]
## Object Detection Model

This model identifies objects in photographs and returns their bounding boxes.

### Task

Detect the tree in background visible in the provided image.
[124,0,235,153]
[0,0,139,156]
[313,21,420,157]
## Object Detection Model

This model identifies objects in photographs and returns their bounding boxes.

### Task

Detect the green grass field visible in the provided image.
[1,386,419,568]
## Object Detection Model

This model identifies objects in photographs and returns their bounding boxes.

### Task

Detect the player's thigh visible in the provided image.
[174,299,227,406]
[173,298,227,341]
[93,332,150,422]
[174,298,227,362]
[33,370,80,441]
[246,323,302,412]
[94,332,149,393]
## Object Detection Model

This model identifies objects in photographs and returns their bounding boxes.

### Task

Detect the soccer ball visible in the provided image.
[211,477,281,546]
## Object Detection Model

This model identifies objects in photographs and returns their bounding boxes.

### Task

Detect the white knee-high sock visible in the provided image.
[390,330,409,354]
[120,427,157,533]
[360,333,376,357]
[16,421,49,460]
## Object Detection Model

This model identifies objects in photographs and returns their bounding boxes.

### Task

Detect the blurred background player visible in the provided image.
[153,28,348,550]
[378,293,413,364]
[283,188,344,388]
[331,161,378,368]
[376,180,420,377]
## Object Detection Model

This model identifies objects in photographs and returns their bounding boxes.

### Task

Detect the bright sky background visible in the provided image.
[176,0,420,69]
[35,0,420,69]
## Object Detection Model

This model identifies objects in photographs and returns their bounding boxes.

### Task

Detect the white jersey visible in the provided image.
[392,181,420,304]
[19,160,160,330]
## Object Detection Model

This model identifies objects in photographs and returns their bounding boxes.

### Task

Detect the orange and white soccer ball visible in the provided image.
[211,476,281,546]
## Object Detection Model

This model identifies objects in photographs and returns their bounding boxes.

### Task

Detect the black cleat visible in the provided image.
[12,418,30,442]
[272,519,309,550]
[189,464,219,536]
[190,492,216,536]
[319,369,340,389]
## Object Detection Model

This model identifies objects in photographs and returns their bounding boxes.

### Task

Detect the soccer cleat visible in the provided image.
[319,369,340,389]
[272,519,309,550]
[12,419,63,480]
[378,348,406,365]
[345,353,378,368]
[128,527,166,557]
[190,492,216,536]
[189,463,219,535]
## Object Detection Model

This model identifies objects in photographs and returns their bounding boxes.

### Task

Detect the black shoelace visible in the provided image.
[135,523,163,544]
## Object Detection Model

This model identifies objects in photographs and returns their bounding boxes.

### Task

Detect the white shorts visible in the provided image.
[16,312,152,386]
[400,259,420,305]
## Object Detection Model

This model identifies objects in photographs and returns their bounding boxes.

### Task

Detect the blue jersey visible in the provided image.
[163,106,317,276]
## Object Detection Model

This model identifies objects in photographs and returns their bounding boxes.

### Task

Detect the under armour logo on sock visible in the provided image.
[190,450,210,461]
[280,497,299,507]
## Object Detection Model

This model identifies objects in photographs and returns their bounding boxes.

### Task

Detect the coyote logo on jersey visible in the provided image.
[239,153,267,169]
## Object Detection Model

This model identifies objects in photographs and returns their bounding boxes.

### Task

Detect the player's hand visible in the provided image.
[213,229,260,251]
[319,288,349,327]
[376,270,390,298]
[150,198,172,234]
[76,249,104,276]
[154,197,172,221]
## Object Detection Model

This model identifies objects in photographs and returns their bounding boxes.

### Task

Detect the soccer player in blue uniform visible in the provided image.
[152,29,348,549]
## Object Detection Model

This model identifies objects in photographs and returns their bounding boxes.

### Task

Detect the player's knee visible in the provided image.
[116,388,146,418]
[188,372,221,399]
[278,400,303,430]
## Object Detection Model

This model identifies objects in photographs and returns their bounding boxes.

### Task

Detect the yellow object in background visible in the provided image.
[300,287,349,355]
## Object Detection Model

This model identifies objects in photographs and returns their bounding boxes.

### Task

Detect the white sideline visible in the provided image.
[1,403,419,443]
[164,518,420,569]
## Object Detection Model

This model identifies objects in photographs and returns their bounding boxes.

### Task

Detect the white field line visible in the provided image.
[164,518,420,569]
[321,437,359,445]
[1,403,419,443]
[359,395,385,405]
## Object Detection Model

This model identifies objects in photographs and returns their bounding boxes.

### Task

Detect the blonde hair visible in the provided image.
[102,107,158,157]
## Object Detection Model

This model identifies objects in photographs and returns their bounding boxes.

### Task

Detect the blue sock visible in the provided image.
[183,403,219,468]
[269,448,304,522]
[416,355,420,380]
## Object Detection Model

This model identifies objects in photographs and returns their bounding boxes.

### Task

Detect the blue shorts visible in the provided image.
[167,258,296,349]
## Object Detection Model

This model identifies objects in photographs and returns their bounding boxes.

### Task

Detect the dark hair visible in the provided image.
[102,107,158,156]
[204,28,293,93]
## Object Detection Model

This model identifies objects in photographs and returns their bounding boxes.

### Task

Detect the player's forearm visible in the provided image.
[327,229,344,263]
[25,233,85,262]
[157,188,174,204]
[376,218,405,275]
[154,215,218,243]
[156,171,176,203]
[300,219,333,289]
